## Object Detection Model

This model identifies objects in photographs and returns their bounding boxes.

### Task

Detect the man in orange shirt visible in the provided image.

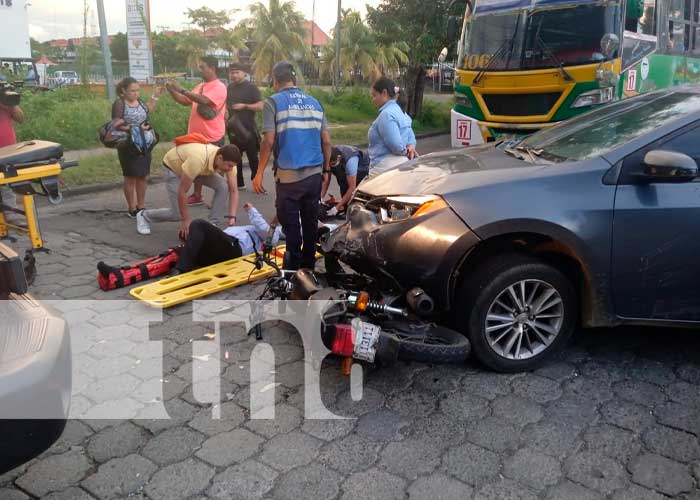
[166,56,227,206]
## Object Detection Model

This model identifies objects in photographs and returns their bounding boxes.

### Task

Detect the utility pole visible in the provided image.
[96,0,116,101]
[335,0,341,90]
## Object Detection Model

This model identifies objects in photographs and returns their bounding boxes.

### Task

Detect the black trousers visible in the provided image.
[330,165,369,199]
[276,173,322,270]
[176,219,243,272]
[229,133,260,187]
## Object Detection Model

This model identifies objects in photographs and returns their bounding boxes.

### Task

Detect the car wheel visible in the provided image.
[457,253,577,373]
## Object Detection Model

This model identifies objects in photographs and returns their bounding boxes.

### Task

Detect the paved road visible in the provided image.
[2,134,700,500]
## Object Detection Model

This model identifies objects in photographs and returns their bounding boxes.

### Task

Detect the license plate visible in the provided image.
[352,320,381,363]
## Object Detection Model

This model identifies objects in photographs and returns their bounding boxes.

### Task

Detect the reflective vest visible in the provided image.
[271,88,325,170]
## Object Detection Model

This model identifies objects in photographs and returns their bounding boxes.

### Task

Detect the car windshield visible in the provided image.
[518,91,700,161]
[461,1,621,71]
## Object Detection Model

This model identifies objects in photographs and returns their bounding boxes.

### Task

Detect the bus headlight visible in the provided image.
[455,94,472,109]
[571,87,615,108]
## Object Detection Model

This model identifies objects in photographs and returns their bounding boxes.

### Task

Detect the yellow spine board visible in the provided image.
[131,246,289,309]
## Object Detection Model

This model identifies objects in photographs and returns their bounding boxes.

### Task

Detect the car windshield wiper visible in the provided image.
[474,13,522,85]
[516,145,553,164]
[503,146,530,162]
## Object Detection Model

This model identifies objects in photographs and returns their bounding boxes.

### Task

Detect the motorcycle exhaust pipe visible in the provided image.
[407,288,435,315]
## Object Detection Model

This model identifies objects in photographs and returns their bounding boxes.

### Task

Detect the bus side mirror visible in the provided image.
[601,33,620,59]
[447,16,460,40]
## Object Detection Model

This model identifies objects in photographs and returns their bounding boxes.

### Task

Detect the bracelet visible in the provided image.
[224,215,237,220]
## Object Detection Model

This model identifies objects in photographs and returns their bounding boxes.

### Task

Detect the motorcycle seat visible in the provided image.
[0,141,64,169]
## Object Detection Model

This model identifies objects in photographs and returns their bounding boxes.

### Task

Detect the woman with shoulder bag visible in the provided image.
[112,77,162,218]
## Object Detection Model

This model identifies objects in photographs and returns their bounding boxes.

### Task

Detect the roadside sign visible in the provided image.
[457,119,472,142]
[0,0,31,60]
[126,0,153,82]
[626,70,637,92]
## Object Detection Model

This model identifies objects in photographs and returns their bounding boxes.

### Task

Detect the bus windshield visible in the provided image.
[460,1,622,71]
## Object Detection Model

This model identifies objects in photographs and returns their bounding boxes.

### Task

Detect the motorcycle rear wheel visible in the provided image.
[381,320,471,364]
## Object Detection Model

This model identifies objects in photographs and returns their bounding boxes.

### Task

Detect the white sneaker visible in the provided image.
[136,209,151,235]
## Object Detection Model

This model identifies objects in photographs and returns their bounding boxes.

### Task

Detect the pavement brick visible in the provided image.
[461,372,512,400]
[626,359,677,386]
[465,416,520,453]
[492,395,544,428]
[654,402,700,436]
[442,442,501,485]
[473,478,539,500]
[378,437,443,480]
[207,460,279,500]
[259,430,323,472]
[562,377,614,405]
[42,486,97,500]
[135,398,197,434]
[86,422,150,463]
[512,375,564,404]
[545,396,600,429]
[409,411,467,446]
[144,458,215,500]
[0,489,30,500]
[520,421,582,458]
[643,425,700,463]
[188,401,247,436]
[196,428,265,467]
[132,376,189,403]
[439,391,491,422]
[629,453,694,497]
[667,382,700,409]
[583,424,641,462]
[340,469,406,500]
[141,426,206,466]
[407,472,473,500]
[545,481,603,500]
[535,361,578,381]
[83,374,141,404]
[412,365,462,395]
[271,462,342,500]
[503,448,562,490]
[385,389,438,418]
[611,484,667,500]
[677,364,700,385]
[81,454,157,499]
[16,449,92,497]
[565,451,628,495]
[334,387,386,417]
[365,363,423,395]
[601,400,655,432]
[613,380,667,408]
[317,434,381,475]
[355,409,410,441]
[245,403,303,438]
[49,420,94,454]
[301,418,356,441]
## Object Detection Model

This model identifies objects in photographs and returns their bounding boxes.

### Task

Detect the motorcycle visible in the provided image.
[253,225,471,375]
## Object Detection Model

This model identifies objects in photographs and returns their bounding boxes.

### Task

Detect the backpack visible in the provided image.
[174,132,210,146]
[98,118,130,149]
[129,124,160,156]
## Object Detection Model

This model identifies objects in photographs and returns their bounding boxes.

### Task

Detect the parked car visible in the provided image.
[0,242,71,474]
[50,70,80,87]
[332,86,700,372]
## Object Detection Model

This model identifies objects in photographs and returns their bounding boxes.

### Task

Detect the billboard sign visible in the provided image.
[1,0,31,60]
[126,0,153,81]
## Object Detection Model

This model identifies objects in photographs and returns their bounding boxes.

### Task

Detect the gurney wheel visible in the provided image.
[48,192,63,205]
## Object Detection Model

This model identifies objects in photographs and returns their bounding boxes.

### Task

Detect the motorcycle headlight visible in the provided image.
[571,87,615,109]
[373,195,449,223]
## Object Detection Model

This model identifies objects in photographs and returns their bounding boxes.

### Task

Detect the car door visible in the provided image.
[612,123,700,322]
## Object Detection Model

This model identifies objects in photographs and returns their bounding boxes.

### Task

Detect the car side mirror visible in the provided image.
[447,16,460,40]
[640,150,698,183]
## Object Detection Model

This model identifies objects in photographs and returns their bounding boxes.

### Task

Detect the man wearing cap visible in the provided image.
[226,63,263,191]
[320,145,370,215]
[136,143,241,238]
[253,61,332,270]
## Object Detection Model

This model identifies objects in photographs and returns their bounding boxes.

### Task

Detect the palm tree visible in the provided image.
[246,0,310,83]
[176,31,208,77]
[216,24,248,63]
[338,11,379,85]
[375,42,410,78]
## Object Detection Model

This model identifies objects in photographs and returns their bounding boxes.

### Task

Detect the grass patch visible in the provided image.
[62,146,168,187]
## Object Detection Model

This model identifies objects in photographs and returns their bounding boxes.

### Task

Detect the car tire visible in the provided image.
[457,253,577,373]
[381,320,471,364]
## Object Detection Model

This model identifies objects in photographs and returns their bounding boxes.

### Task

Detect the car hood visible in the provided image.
[359,145,547,197]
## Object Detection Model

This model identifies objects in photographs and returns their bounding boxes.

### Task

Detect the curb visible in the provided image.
[61,131,450,199]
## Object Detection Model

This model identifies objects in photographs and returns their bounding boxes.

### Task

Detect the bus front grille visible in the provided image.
[482,92,562,117]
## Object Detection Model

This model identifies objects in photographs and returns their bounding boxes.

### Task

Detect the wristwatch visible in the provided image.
[224,215,237,221]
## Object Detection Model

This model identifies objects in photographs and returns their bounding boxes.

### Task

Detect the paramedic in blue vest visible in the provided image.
[253,61,332,270]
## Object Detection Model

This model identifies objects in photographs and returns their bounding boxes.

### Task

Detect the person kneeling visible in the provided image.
[136,143,241,236]
[321,145,370,216]
[175,203,283,273]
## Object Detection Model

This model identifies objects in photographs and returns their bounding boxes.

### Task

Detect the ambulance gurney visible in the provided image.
[97,246,183,291]
[0,140,78,250]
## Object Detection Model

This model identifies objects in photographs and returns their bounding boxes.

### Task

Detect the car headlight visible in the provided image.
[571,87,615,108]
[370,195,449,223]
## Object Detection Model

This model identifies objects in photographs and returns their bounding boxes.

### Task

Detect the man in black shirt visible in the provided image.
[226,63,263,190]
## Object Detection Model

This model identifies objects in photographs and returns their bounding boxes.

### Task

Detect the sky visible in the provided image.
[27,0,382,42]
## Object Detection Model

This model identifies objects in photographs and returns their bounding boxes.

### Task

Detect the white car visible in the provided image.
[51,71,80,87]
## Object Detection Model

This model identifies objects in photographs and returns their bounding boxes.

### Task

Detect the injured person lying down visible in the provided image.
[174,203,284,274]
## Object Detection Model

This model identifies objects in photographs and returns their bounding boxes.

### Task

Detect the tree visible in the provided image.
[176,31,208,77]
[246,0,310,83]
[367,0,451,117]
[375,42,410,77]
[215,24,248,62]
[185,7,231,34]
[110,32,129,62]
[153,32,183,73]
[30,38,47,60]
